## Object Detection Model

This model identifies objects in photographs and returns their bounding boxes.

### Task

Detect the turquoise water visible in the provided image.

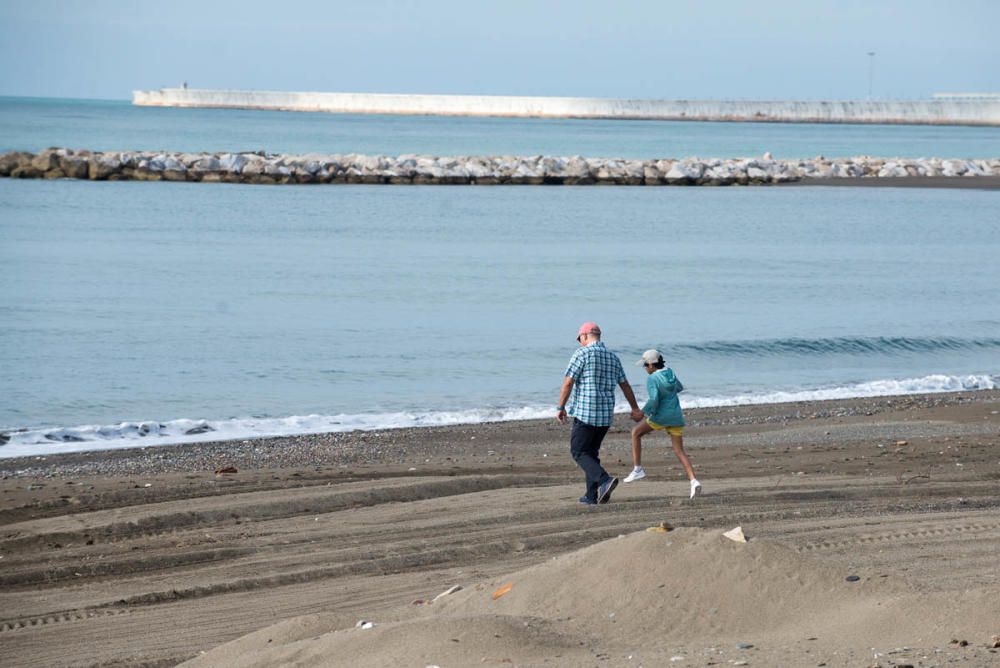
[2,96,1000,159]
[1,98,999,456]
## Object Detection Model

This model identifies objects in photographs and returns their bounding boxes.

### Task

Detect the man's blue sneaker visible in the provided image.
[597,476,619,504]
[578,495,597,505]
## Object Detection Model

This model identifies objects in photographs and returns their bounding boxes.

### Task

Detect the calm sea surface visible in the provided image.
[3,96,1000,159]
[1,98,998,456]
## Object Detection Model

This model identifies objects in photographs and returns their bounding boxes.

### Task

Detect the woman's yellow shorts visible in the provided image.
[646,419,684,436]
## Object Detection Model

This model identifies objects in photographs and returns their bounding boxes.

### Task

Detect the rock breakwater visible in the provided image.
[2,148,998,186]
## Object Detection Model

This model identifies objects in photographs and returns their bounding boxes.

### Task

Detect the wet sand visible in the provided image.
[2,390,999,666]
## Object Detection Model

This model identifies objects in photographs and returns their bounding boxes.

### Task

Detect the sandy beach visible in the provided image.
[2,390,999,667]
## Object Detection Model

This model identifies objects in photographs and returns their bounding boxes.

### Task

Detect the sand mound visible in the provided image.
[183,527,999,667]
[434,527,904,640]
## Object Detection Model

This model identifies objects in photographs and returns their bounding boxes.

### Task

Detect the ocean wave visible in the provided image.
[669,335,1000,358]
[1,373,997,458]
[681,373,999,408]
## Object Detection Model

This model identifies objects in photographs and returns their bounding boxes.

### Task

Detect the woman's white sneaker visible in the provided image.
[623,467,646,483]
[689,479,702,498]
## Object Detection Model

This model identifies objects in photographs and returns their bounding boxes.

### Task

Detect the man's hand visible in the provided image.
[630,408,644,422]
[557,377,574,425]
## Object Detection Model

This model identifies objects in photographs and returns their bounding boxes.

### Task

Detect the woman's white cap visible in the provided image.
[636,349,664,366]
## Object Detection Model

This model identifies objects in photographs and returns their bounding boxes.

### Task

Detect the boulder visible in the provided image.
[150,155,185,181]
[461,159,489,179]
[241,159,266,176]
[59,154,90,179]
[623,160,646,184]
[0,151,32,176]
[561,156,591,180]
[353,154,386,172]
[157,156,180,172]
[877,162,909,178]
[593,160,623,183]
[643,163,664,184]
[31,149,61,172]
[705,163,741,184]
[508,163,543,185]
[291,167,317,184]
[192,156,222,173]
[941,160,966,177]
[218,153,249,173]
[10,165,44,178]
[666,161,704,183]
[88,154,122,180]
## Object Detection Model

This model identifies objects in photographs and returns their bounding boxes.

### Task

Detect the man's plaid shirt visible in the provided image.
[564,341,627,427]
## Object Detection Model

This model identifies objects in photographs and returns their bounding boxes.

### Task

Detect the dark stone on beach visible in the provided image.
[736,642,754,649]
[0,433,9,445]
[186,425,215,435]
[845,575,861,582]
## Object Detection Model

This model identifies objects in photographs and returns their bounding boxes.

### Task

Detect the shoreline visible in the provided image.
[4,389,997,477]
[3,148,998,187]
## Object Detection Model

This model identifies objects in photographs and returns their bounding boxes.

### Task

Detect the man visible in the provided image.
[557,322,643,505]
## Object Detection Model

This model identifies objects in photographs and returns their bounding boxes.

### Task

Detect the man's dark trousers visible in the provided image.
[570,418,611,501]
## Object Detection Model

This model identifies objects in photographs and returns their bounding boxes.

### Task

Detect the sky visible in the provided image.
[1,0,998,101]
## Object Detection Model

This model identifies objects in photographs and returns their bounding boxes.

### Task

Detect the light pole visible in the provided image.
[867,51,876,99]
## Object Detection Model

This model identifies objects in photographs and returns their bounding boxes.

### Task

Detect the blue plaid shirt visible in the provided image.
[564,341,627,427]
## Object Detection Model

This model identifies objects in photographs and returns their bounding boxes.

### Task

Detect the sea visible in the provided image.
[2,97,999,458]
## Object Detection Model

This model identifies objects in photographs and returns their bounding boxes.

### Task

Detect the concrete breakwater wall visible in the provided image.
[3,149,998,186]
[131,88,1000,126]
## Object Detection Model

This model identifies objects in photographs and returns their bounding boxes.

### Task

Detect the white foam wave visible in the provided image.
[679,373,999,408]
[0,406,556,459]
[2,373,996,459]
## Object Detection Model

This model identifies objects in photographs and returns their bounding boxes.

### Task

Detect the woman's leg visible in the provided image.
[631,421,653,467]
[670,433,696,481]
